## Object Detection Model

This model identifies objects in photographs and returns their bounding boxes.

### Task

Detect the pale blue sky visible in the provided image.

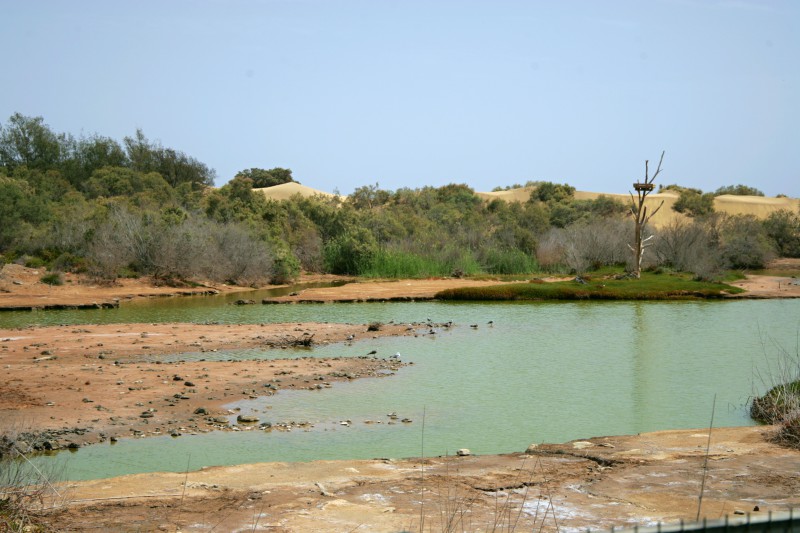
[2,0,798,197]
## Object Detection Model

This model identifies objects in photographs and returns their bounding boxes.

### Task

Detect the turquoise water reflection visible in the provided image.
[13,298,800,480]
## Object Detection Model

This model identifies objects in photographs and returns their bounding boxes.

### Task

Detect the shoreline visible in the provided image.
[0,321,425,451]
[34,425,800,532]
[2,262,799,311]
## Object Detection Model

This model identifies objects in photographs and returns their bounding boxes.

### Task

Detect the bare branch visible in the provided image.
[650,150,666,183]
[643,199,665,224]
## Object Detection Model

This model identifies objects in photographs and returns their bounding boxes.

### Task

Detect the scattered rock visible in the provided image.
[315,482,331,497]
[237,415,259,424]
[456,448,471,456]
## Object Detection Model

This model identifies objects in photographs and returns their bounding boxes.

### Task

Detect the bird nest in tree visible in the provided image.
[633,182,655,192]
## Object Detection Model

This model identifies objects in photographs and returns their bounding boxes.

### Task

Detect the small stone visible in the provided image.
[236,415,259,424]
[456,448,471,457]
[525,443,539,454]
[193,407,208,415]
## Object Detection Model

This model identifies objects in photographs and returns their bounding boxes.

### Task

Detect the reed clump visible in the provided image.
[750,334,800,449]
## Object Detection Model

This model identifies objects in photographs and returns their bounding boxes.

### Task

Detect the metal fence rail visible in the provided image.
[590,509,800,533]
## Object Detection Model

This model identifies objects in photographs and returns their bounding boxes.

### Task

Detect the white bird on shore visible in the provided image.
[391,352,401,359]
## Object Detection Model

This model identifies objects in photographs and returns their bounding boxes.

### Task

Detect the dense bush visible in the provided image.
[714,184,764,196]
[653,218,720,280]
[764,209,800,258]
[673,188,715,217]
[718,215,776,269]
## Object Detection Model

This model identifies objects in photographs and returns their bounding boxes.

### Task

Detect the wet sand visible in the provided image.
[1,321,420,448]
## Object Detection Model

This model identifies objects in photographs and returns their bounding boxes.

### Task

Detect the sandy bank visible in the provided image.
[36,426,800,532]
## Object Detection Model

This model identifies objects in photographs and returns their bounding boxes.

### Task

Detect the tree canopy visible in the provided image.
[235,167,294,188]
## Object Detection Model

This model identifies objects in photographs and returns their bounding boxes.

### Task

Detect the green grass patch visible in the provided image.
[361,250,450,279]
[480,248,538,275]
[718,270,747,282]
[435,271,745,301]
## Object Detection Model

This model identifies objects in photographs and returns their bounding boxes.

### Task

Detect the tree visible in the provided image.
[0,176,50,248]
[123,129,215,188]
[529,181,575,204]
[0,113,64,171]
[763,209,800,258]
[673,188,715,217]
[714,184,764,197]
[61,134,128,188]
[85,166,174,205]
[235,167,294,188]
[348,183,391,209]
[628,152,665,278]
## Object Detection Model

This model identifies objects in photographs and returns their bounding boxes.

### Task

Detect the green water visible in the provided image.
[4,297,798,481]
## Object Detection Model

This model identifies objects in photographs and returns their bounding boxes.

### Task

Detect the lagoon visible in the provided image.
[4,296,797,480]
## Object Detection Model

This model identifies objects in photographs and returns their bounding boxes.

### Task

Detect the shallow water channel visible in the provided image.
[3,292,799,481]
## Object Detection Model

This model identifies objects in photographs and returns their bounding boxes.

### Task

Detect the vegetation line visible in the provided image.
[2,113,798,288]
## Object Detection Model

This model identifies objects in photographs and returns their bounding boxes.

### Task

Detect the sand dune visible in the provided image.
[257,183,797,227]
[478,187,798,227]
[254,181,340,201]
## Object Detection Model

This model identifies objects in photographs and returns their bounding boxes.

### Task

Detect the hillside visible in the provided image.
[253,181,340,201]
[256,183,798,230]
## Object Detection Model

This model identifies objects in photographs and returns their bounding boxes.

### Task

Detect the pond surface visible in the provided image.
[4,294,797,481]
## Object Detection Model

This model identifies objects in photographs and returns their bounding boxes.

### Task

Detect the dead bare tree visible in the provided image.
[628,151,665,278]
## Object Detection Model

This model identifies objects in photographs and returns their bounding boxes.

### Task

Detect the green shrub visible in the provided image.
[23,256,46,269]
[40,272,63,286]
[270,249,301,284]
[51,252,87,273]
[673,189,715,217]
[323,228,378,275]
